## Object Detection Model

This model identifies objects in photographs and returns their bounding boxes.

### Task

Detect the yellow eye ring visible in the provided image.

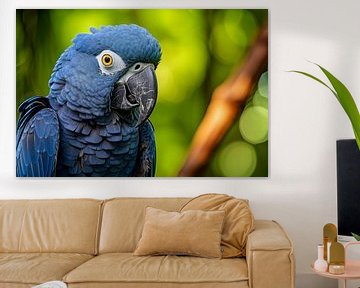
[101,54,113,67]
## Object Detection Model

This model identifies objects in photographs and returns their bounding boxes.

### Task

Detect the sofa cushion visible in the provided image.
[0,199,102,254]
[134,207,225,258]
[181,194,254,258]
[0,253,93,285]
[63,253,248,285]
[99,198,190,253]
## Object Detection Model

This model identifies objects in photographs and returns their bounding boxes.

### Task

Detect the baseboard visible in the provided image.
[296,273,337,288]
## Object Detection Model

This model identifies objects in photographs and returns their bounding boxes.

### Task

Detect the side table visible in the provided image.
[311,242,360,288]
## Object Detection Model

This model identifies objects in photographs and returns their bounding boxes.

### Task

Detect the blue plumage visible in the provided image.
[16,25,161,177]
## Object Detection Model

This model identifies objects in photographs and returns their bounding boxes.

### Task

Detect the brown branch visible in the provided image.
[178,24,268,177]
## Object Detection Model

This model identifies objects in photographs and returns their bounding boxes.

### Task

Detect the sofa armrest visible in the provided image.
[246,220,295,288]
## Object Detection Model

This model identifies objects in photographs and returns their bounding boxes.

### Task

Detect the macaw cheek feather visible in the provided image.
[110,65,158,126]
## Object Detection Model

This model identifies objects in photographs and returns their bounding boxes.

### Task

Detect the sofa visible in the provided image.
[0,197,295,288]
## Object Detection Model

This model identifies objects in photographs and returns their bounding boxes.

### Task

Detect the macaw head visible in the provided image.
[49,24,161,126]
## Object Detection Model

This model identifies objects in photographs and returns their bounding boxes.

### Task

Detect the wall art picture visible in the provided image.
[16,9,268,177]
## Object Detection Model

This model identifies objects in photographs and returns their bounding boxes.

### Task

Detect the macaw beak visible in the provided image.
[111,64,158,127]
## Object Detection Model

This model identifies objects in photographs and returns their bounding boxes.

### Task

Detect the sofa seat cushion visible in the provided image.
[0,253,93,285]
[64,253,248,286]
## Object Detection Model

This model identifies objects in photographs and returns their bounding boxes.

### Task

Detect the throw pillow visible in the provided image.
[181,193,254,258]
[134,207,225,258]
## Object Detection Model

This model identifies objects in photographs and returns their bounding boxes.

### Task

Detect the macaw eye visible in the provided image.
[101,54,113,67]
[96,50,126,75]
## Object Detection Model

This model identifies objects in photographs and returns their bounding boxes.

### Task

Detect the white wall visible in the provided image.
[1,0,359,287]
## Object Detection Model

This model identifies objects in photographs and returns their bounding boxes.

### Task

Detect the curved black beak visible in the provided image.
[111,64,158,127]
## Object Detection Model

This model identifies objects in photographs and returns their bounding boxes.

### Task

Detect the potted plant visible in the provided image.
[291,63,360,150]
[292,64,360,241]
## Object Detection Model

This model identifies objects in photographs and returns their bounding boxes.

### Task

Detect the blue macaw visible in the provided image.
[16,25,161,177]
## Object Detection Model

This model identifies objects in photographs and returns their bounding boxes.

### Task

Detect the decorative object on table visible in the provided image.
[32,281,67,288]
[291,63,360,150]
[312,227,360,288]
[328,264,345,275]
[323,223,337,262]
[314,244,328,272]
[329,242,345,275]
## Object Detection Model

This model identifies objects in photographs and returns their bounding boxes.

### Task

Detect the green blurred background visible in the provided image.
[16,9,268,177]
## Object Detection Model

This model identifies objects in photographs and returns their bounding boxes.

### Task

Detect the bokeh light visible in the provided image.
[217,142,257,177]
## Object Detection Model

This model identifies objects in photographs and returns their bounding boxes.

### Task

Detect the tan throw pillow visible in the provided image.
[181,194,254,258]
[134,207,225,258]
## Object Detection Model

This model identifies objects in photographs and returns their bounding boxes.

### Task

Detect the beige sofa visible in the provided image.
[0,198,295,288]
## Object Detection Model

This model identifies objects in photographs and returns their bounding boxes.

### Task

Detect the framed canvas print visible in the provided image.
[16,9,268,177]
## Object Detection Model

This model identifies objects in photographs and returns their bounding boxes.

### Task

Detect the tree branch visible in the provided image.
[178,24,268,177]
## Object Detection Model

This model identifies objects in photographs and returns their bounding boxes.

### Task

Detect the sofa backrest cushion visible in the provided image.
[181,194,254,258]
[99,198,189,253]
[0,199,102,254]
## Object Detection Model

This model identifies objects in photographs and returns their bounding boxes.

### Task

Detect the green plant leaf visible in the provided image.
[316,64,360,149]
[289,70,337,97]
[290,64,360,150]
[351,232,360,241]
